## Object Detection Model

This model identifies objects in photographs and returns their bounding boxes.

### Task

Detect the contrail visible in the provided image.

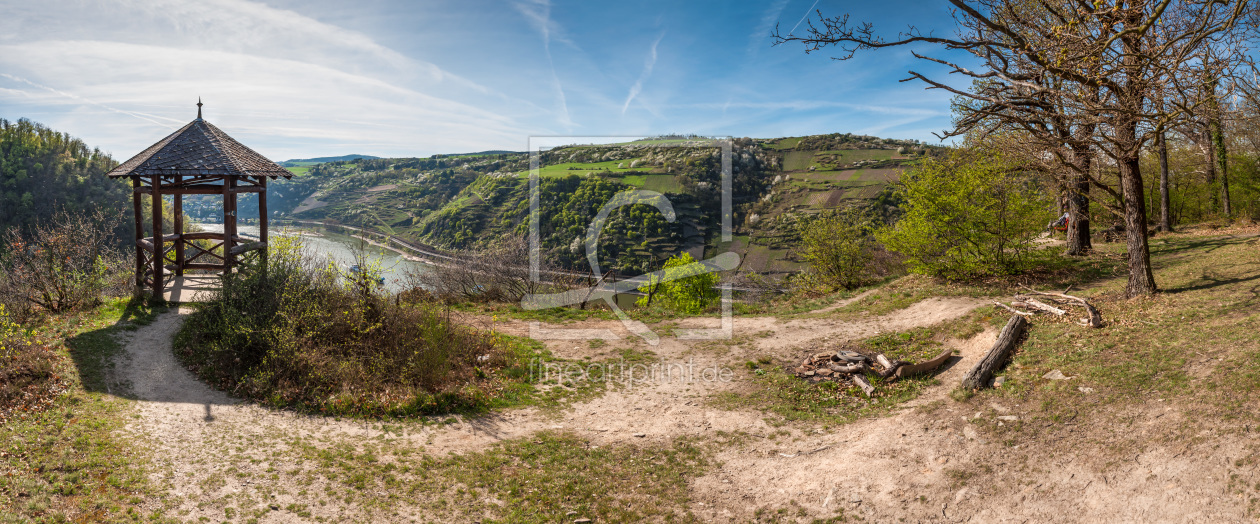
[0,73,179,127]
[788,0,821,35]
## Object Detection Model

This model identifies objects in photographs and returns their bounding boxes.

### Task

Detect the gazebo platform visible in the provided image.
[106,100,291,297]
[162,275,222,303]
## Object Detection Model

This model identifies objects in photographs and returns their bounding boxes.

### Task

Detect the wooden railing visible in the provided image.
[138,233,267,275]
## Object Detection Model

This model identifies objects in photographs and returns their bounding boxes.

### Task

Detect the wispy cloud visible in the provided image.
[511,0,576,51]
[513,0,576,129]
[0,73,181,127]
[0,0,540,157]
[1,0,961,156]
[748,0,790,58]
[621,32,664,116]
[0,40,530,158]
[686,99,947,117]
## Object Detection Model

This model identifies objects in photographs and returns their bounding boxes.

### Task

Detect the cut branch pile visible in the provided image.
[992,286,1103,328]
[793,346,954,397]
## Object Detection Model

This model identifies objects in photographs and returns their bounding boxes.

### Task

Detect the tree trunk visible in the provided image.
[1207,74,1231,217]
[1118,153,1157,297]
[1210,117,1231,216]
[1204,127,1219,213]
[961,314,1027,390]
[1114,22,1157,299]
[1158,131,1172,232]
[1065,142,1092,256]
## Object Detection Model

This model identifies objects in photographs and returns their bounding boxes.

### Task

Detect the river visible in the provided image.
[193,223,428,293]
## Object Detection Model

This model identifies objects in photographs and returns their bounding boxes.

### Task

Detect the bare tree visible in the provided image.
[406,236,583,303]
[0,209,130,318]
[775,0,1255,297]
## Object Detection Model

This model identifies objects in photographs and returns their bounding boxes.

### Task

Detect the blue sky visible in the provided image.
[0,0,966,161]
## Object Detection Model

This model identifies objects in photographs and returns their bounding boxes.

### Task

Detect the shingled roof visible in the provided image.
[107,114,292,179]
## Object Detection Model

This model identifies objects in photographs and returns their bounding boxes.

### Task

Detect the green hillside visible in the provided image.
[232,134,941,275]
[279,154,379,167]
[0,118,190,256]
[0,118,132,241]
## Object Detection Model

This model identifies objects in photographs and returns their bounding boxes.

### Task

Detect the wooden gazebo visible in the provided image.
[107,101,292,297]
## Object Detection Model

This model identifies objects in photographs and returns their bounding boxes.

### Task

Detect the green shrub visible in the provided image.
[176,236,505,418]
[636,252,719,314]
[876,150,1051,278]
[0,304,61,419]
[796,207,884,291]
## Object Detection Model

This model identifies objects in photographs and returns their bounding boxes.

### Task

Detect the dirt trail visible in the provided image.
[110,299,1249,522]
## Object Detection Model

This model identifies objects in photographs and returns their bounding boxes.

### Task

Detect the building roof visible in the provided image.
[107,115,292,179]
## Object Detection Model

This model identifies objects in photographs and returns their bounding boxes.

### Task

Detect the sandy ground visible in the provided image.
[109,298,1254,522]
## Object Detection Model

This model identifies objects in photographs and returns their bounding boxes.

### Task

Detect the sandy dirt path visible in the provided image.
[110,300,1250,522]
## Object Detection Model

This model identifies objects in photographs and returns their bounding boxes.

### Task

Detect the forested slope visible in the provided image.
[0,118,129,233]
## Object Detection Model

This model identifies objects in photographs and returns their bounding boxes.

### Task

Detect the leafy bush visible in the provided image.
[177,236,507,418]
[0,304,63,421]
[796,207,889,291]
[877,150,1052,278]
[636,253,720,314]
[0,210,130,320]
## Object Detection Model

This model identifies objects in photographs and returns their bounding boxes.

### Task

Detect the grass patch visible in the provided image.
[716,365,934,427]
[1,297,165,523]
[763,137,803,150]
[865,328,948,363]
[521,160,660,178]
[716,327,952,426]
[786,246,1128,320]
[286,431,719,522]
[619,173,684,193]
[449,301,619,323]
[953,231,1260,444]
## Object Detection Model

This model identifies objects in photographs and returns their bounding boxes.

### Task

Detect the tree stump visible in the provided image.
[961,314,1028,390]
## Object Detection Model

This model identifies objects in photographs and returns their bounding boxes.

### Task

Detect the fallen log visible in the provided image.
[872,354,903,377]
[961,314,1028,390]
[827,362,866,374]
[1020,286,1103,328]
[893,346,955,380]
[1024,298,1066,316]
[852,374,875,397]
[992,301,1033,316]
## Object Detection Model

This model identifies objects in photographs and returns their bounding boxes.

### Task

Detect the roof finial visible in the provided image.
[196,97,203,120]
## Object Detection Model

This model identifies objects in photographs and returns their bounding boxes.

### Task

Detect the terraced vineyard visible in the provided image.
[233,134,941,276]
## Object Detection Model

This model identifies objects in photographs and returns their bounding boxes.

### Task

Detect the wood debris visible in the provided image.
[793,346,955,396]
[990,286,1104,328]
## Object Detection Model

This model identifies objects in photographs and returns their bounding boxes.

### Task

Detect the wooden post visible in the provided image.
[151,175,163,298]
[173,175,184,277]
[224,176,236,273]
[132,178,144,290]
[258,177,268,267]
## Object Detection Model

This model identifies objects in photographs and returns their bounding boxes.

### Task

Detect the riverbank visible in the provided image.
[192,222,428,292]
[350,234,425,263]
